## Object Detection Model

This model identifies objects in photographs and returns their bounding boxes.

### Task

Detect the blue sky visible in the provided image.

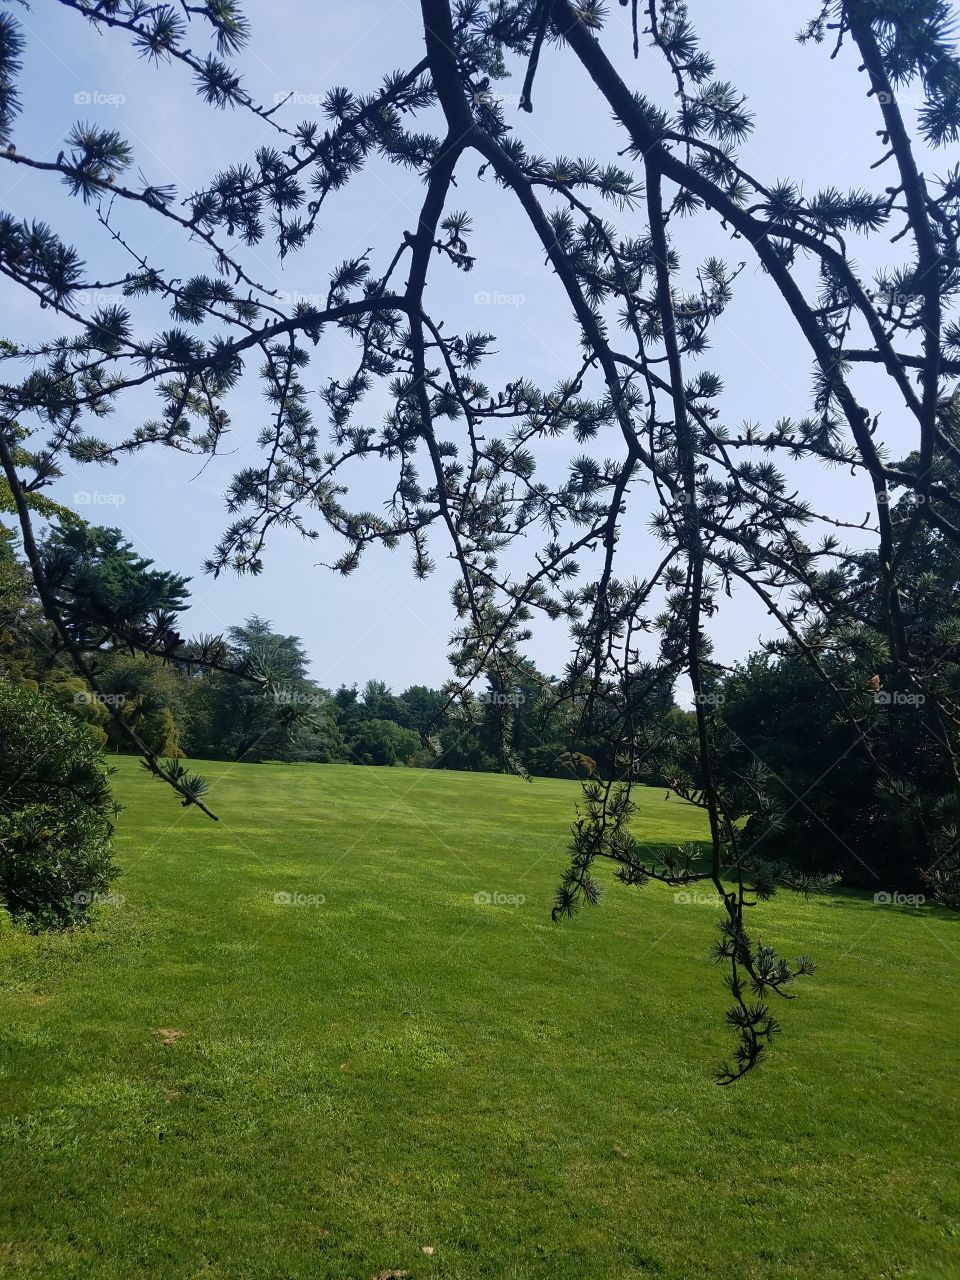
[0,0,927,696]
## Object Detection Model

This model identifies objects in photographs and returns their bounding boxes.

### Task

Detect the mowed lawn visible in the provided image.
[1,760,958,1279]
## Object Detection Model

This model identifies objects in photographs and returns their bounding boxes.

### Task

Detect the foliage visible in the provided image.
[42,672,110,747]
[1,0,959,1072]
[0,679,117,929]
[186,617,341,763]
[346,717,421,767]
[38,521,190,655]
[0,521,45,684]
[96,653,188,757]
[716,459,960,897]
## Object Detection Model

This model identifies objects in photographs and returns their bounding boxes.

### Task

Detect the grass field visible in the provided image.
[1,758,958,1279]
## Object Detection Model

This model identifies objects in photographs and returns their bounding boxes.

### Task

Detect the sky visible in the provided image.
[0,0,932,697]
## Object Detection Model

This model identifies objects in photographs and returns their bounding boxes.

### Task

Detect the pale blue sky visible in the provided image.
[0,1,931,695]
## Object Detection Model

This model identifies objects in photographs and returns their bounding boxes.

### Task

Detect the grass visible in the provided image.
[1,758,958,1279]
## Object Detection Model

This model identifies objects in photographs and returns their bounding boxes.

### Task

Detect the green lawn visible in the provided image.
[1,759,958,1279]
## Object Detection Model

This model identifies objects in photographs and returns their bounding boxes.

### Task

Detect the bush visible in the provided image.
[347,718,421,766]
[0,680,118,929]
[42,674,110,747]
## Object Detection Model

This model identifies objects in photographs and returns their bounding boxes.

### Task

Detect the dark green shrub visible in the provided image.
[0,679,118,929]
[347,718,421,767]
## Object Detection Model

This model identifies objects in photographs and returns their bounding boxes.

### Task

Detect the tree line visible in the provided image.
[0,512,660,776]
[3,502,959,908]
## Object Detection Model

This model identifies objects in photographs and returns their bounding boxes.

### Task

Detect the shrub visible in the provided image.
[0,679,118,929]
[42,674,110,747]
[347,718,421,767]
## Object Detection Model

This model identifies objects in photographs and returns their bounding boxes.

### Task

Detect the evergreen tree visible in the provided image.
[189,617,341,763]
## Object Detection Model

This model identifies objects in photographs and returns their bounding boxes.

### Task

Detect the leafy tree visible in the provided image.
[0,502,215,811]
[397,684,447,736]
[2,0,960,1075]
[347,718,421,767]
[0,680,118,930]
[0,524,24,610]
[359,679,404,723]
[331,685,363,738]
[0,521,47,684]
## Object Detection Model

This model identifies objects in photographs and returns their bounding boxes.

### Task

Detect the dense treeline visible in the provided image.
[0,517,658,780]
[3,503,960,900]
